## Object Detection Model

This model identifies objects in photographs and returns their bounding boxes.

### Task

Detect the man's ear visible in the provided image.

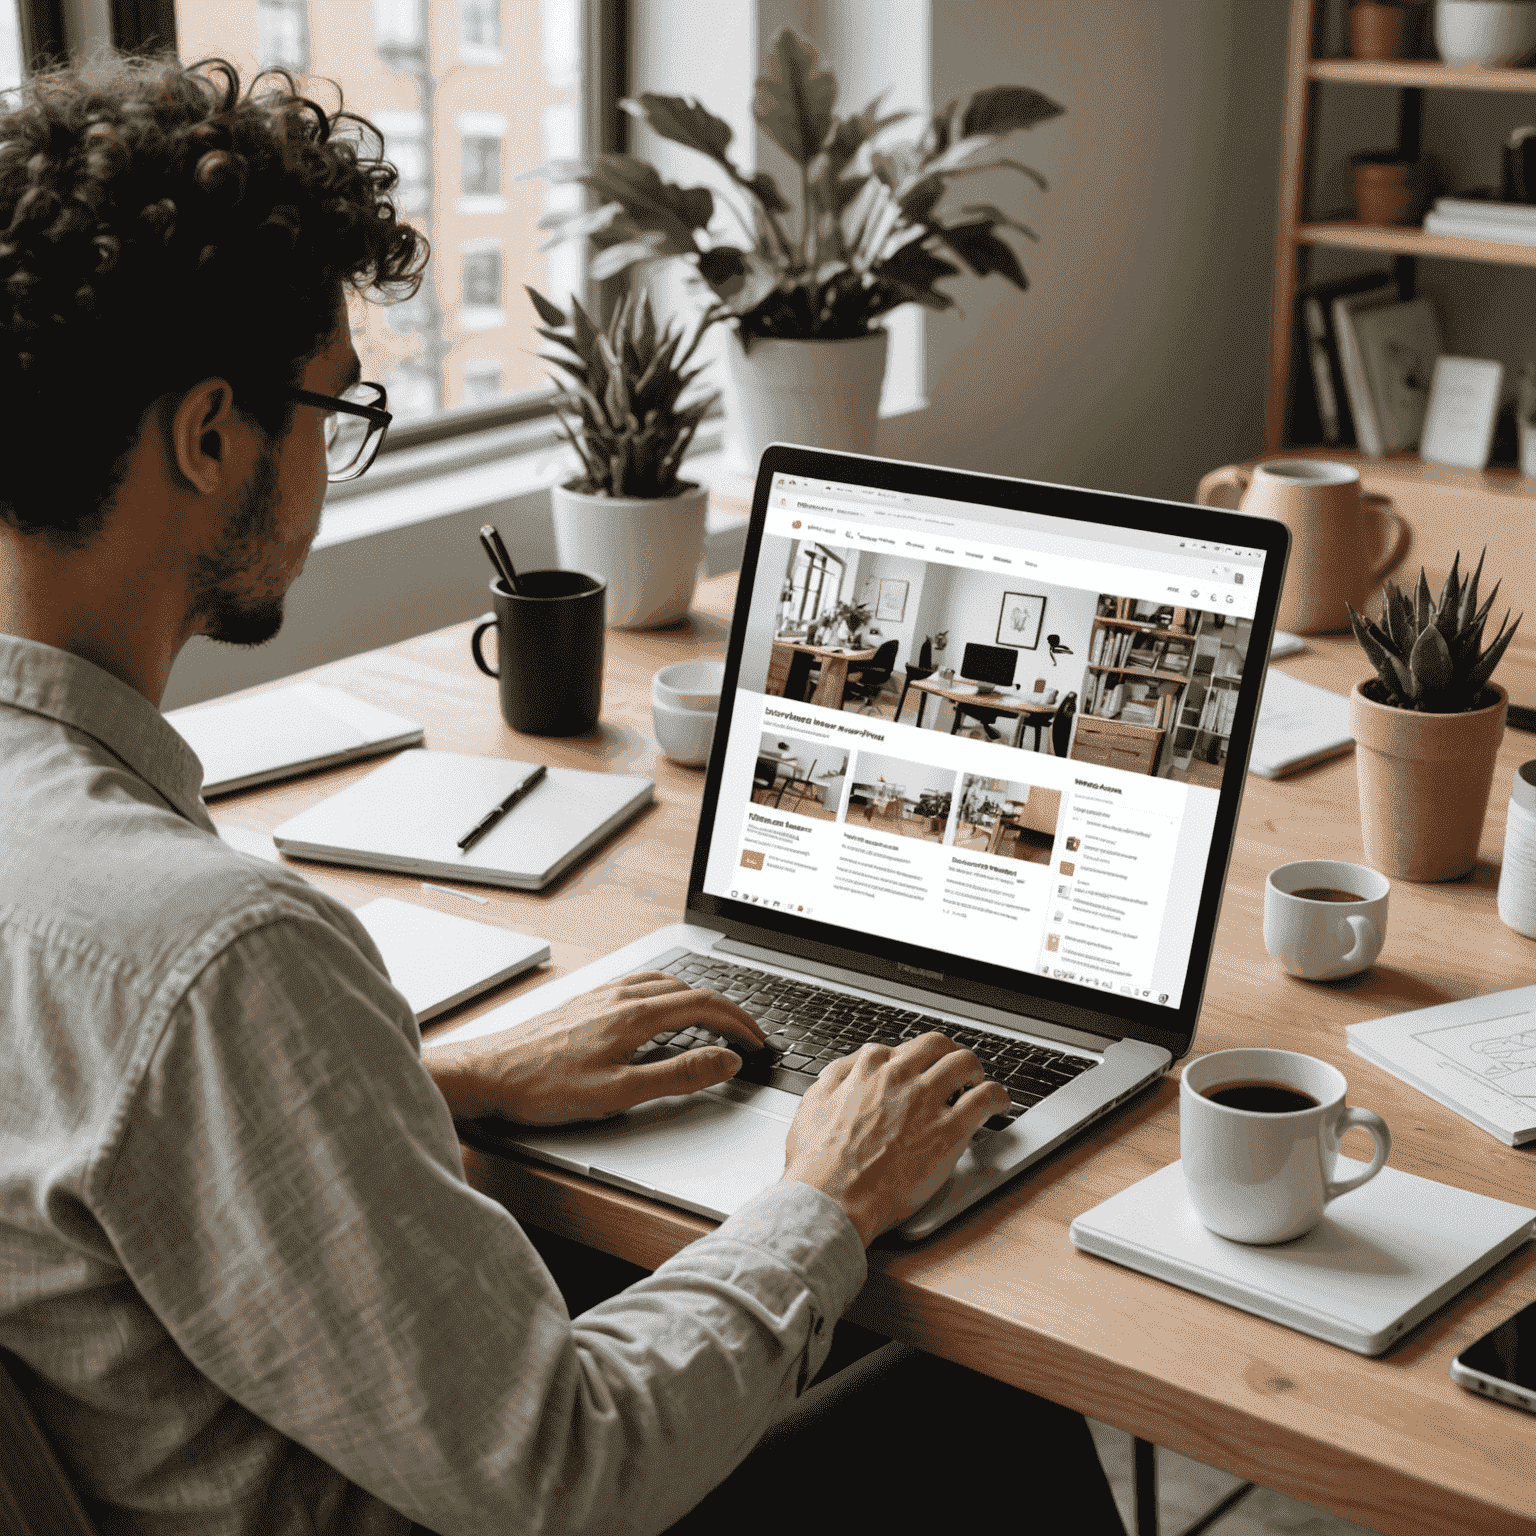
[168,378,241,495]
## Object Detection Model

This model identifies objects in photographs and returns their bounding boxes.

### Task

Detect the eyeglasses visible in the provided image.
[285,381,392,482]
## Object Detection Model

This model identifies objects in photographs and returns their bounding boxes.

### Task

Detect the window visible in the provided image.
[460,0,499,61]
[0,2,20,97]
[175,0,598,428]
[256,0,308,72]
[460,243,504,330]
[458,110,506,214]
[786,547,846,628]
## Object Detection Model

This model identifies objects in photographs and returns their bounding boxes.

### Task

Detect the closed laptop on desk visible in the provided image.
[447,446,1291,1239]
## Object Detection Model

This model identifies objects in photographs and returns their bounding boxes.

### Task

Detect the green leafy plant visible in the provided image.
[530,29,1063,343]
[829,598,873,643]
[528,285,716,499]
[1348,550,1521,713]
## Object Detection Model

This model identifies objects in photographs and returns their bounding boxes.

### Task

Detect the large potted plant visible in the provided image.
[533,29,1062,465]
[1348,551,1520,881]
[530,286,715,629]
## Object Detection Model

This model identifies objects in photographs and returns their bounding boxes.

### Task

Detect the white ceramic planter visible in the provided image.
[721,329,889,470]
[550,481,707,630]
[1435,0,1536,66]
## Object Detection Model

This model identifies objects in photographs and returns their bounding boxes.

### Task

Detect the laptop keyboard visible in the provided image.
[631,951,1095,1132]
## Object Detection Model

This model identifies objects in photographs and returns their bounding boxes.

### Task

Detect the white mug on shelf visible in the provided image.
[1181,1048,1392,1245]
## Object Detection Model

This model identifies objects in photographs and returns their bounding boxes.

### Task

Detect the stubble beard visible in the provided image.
[186,444,290,648]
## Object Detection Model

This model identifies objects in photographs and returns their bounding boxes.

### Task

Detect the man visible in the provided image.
[0,54,1124,1534]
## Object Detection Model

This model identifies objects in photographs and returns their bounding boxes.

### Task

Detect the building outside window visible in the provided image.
[463,360,505,406]
[175,0,588,424]
[256,0,309,72]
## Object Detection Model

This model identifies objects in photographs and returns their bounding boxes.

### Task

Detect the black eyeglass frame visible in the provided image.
[286,382,393,482]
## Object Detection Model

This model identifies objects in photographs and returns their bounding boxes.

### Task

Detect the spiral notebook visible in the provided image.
[272,749,655,891]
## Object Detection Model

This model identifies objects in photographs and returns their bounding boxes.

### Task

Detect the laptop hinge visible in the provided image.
[714,937,1116,1054]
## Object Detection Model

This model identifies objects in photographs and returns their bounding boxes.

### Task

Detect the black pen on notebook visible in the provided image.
[456,764,547,852]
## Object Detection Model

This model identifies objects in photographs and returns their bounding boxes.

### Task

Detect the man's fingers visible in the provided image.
[921,1045,987,1100]
[949,1080,1011,1138]
[614,973,691,998]
[610,1046,743,1111]
[619,988,767,1051]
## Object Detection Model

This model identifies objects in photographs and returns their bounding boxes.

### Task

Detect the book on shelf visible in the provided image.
[1430,195,1536,227]
[1352,297,1443,454]
[1332,287,1424,457]
[1423,212,1536,245]
[1296,273,1394,446]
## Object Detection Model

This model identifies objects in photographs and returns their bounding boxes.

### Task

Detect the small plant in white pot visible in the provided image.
[1348,551,1520,881]
[532,29,1062,467]
[530,286,715,630]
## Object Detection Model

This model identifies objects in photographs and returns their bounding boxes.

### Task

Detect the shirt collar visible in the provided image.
[0,634,212,830]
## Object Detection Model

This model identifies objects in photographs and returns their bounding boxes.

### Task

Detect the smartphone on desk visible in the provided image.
[1450,1298,1536,1415]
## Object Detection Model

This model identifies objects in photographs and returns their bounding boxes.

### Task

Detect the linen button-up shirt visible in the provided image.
[0,634,866,1536]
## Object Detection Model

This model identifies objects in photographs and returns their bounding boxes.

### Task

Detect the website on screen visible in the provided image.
[703,475,1270,1011]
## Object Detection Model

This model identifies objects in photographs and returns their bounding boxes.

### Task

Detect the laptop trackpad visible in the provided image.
[518,1091,792,1220]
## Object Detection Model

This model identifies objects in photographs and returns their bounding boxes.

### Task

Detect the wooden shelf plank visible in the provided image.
[1308,59,1536,92]
[1086,663,1192,685]
[1297,220,1536,266]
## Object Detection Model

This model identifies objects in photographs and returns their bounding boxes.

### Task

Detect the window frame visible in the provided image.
[53,0,627,458]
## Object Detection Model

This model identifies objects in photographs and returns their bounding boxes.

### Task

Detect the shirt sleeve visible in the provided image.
[97,911,867,1536]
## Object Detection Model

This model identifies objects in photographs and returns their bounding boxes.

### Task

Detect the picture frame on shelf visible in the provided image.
[876,577,909,621]
[997,591,1045,649]
[1420,356,1504,469]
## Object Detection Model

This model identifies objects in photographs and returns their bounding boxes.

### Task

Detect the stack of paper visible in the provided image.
[1424,196,1536,245]
[1249,670,1352,780]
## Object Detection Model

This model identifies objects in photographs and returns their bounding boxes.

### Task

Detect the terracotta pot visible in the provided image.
[1352,2,1408,58]
[1350,681,1507,881]
[1352,159,1417,225]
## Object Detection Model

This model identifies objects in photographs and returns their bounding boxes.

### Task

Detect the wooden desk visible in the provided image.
[209,577,1536,1536]
[766,639,877,709]
[907,675,1059,749]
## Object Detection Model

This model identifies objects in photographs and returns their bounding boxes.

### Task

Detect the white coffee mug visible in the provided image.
[1181,1048,1391,1245]
[1264,859,1389,980]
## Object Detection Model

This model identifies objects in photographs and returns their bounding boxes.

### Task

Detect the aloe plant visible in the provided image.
[1348,550,1521,712]
[528,29,1063,342]
[528,286,715,499]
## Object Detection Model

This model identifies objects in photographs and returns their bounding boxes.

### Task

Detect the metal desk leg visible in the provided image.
[1134,1437,1158,1536]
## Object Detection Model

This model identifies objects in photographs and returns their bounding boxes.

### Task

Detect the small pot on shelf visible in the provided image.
[1351,1,1411,59]
[1350,151,1426,225]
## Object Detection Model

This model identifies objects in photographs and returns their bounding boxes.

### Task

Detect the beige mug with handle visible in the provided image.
[1195,458,1410,633]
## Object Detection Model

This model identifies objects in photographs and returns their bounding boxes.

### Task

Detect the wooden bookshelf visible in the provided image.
[1267,1,1536,449]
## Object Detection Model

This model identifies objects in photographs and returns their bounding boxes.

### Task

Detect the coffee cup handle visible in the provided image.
[470,613,499,679]
[1325,1107,1391,1200]
[1341,914,1376,966]
[1195,465,1250,509]
[1365,495,1411,585]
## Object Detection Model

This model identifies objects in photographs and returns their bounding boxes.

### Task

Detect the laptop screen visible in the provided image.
[688,446,1289,1055]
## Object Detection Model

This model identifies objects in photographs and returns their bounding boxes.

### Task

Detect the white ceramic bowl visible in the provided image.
[1435,0,1536,66]
[653,658,726,713]
[652,697,716,767]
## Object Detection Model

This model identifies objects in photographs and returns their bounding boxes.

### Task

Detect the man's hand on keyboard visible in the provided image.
[781,1034,1010,1246]
[422,972,765,1125]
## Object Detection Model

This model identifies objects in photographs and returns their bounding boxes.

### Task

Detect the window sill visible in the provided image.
[457,194,508,214]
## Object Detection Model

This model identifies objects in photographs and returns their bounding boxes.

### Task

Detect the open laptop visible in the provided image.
[452,445,1290,1240]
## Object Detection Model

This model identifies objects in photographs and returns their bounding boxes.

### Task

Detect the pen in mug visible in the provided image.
[478,523,522,595]
[457,764,548,852]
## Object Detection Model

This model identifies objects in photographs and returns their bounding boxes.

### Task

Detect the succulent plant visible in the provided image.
[527,286,716,499]
[1348,550,1520,713]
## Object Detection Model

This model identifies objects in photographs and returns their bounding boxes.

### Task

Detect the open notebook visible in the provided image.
[169,683,424,797]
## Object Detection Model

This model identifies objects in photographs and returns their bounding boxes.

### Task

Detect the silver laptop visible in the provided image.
[456,445,1290,1240]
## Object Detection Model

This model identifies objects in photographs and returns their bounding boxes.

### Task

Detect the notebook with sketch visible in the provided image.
[271,750,655,891]
[441,445,1291,1240]
[168,682,423,797]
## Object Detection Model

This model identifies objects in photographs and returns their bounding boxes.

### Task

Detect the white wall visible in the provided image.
[879,0,1287,502]
[851,552,929,671]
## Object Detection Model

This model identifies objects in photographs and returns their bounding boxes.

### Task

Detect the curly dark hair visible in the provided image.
[0,52,426,545]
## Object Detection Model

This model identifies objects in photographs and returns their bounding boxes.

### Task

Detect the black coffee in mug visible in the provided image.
[1291,886,1366,903]
[1201,1080,1320,1114]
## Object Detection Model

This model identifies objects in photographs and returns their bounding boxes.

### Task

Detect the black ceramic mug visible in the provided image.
[471,572,606,735]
